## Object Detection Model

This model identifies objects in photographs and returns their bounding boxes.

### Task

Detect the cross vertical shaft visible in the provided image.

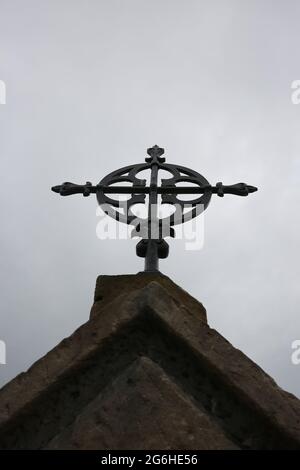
[145,150,160,272]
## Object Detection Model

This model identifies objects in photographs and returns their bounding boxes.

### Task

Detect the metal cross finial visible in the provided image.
[145,145,166,163]
[52,145,257,272]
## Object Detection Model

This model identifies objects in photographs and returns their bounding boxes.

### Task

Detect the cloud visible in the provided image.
[0,0,299,396]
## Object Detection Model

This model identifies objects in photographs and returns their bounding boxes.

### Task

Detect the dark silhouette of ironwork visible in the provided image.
[52,145,257,272]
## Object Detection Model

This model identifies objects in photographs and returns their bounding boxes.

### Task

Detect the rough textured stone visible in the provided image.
[90,272,207,324]
[46,357,237,450]
[0,273,299,449]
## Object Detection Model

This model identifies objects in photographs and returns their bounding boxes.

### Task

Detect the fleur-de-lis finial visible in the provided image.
[145,145,165,163]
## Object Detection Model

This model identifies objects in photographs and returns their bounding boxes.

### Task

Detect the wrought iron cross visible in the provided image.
[52,145,257,272]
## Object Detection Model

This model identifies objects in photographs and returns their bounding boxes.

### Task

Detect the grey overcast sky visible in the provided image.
[0,0,300,396]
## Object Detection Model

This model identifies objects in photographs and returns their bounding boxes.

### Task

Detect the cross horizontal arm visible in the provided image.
[99,183,257,196]
[51,182,97,196]
[52,181,257,197]
[210,182,258,197]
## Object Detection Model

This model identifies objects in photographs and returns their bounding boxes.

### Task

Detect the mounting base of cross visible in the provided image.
[136,239,169,272]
